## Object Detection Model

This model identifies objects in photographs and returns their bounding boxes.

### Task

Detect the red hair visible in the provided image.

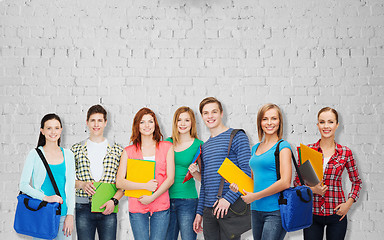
[130,108,163,147]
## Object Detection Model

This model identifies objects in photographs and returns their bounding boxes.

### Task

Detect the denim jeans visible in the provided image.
[33,216,71,240]
[166,198,197,240]
[75,203,117,240]
[251,210,286,240]
[129,209,170,240]
[303,214,347,240]
[202,207,241,240]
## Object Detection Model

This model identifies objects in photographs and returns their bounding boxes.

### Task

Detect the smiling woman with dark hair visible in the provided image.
[19,113,75,240]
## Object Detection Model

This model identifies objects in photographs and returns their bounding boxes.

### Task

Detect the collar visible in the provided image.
[312,139,343,161]
[80,138,113,155]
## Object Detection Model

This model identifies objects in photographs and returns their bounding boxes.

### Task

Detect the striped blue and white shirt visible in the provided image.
[197,128,252,215]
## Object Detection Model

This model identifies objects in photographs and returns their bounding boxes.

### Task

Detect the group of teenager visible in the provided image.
[19,97,362,240]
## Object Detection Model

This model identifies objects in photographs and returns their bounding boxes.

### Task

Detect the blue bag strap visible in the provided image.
[35,148,62,197]
[274,140,306,205]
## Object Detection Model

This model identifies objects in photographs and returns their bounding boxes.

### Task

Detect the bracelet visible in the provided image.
[110,197,119,206]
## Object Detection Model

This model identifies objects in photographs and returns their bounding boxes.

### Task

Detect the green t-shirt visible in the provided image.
[165,137,203,199]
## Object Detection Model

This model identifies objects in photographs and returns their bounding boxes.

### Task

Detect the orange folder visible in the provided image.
[300,144,323,181]
[217,158,254,195]
[124,158,156,198]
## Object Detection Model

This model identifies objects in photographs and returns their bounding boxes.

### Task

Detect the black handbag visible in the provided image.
[275,141,313,232]
[214,129,252,239]
[14,148,62,239]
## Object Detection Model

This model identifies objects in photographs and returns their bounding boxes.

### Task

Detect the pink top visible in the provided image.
[124,141,172,214]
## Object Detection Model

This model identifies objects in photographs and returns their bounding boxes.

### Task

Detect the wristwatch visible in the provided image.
[110,197,119,206]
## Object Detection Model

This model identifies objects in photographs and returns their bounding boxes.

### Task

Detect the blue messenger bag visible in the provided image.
[275,141,313,232]
[14,148,61,239]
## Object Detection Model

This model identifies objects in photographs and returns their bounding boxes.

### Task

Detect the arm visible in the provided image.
[139,146,175,205]
[242,147,292,204]
[100,146,126,215]
[65,150,76,215]
[62,150,76,237]
[20,150,62,202]
[190,141,204,182]
[100,189,125,215]
[71,144,96,196]
[345,149,362,201]
[116,149,158,191]
[188,162,201,181]
[194,152,205,233]
[334,149,362,220]
[19,150,45,200]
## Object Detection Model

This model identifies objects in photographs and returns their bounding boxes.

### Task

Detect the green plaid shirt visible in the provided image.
[71,139,123,198]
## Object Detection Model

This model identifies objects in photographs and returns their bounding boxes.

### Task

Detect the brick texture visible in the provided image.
[1,0,383,239]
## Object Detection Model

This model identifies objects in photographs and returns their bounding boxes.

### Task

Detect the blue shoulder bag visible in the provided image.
[14,148,62,239]
[275,141,313,232]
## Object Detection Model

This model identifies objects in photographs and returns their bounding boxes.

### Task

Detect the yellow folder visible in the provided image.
[300,144,323,181]
[91,182,118,213]
[124,158,156,198]
[217,158,254,196]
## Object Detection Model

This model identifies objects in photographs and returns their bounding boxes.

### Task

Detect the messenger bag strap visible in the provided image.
[217,129,245,199]
[274,141,305,185]
[35,148,62,197]
[274,140,305,205]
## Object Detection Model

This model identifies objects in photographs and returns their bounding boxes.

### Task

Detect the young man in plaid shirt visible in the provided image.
[71,105,124,240]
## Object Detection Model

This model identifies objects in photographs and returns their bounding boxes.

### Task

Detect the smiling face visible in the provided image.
[317,110,339,139]
[139,114,155,136]
[40,119,62,143]
[261,108,280,136]
[177,112,192,135]
[86,113,107,138]
[201,102,223,130]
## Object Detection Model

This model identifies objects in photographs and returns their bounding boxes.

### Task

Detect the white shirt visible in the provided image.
[143,155,155,161]
[87,139,108,182]
[323,156,331,173]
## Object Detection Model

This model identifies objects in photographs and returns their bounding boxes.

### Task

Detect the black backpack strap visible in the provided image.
[35,148,61,197]
[274,140,305,205]
[217,129,245,199]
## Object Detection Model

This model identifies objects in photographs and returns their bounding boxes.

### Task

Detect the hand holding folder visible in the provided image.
[125,158,156,198]
[91,182,118,213]
[183,146,201,184]
[217,158,253,195]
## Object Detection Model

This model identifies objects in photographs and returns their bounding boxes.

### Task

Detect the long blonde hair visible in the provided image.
[257,103,284,141]
[171,106,198,145]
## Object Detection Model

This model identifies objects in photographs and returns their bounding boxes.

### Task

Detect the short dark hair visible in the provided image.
[199,97,223,114]
[87,104,107,121]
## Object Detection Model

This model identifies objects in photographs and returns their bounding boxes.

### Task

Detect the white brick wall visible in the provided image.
[1,0,383,239]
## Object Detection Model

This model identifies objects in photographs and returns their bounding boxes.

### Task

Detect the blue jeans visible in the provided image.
[129,209,170,240]
[75,203,117,240]
[33,215,71,240]
[251,210,286,240]
[166,199,197,240]
[303,214,347,240]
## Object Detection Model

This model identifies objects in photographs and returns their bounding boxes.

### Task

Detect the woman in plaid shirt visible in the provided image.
[300,107,362,240]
